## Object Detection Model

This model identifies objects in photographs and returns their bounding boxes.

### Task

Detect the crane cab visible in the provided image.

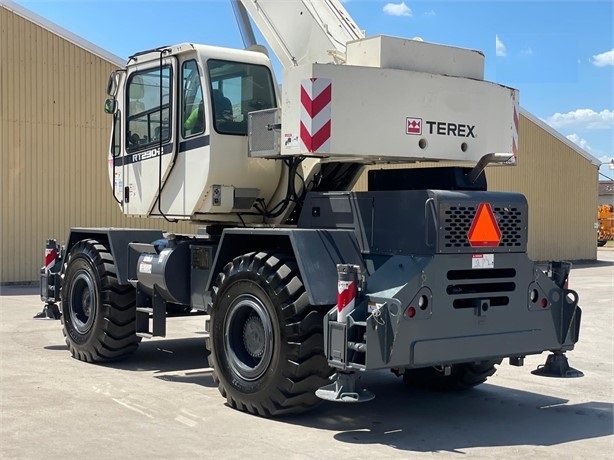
[105,43,282,224]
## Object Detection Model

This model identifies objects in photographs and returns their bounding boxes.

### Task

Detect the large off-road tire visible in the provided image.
[207,251,332,417]
[403,360,501,391]
[597,240,607,247]
[61,239,140,362]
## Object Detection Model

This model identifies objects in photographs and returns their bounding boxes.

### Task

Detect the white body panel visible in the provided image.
[345,35,485,80]
[154,135,282,220]
[280,62,518,163]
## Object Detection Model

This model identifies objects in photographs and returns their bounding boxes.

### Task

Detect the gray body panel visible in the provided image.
[65,228,164,285]
[298,190,528,255]
[357,252,579,370]
[209,228,365,306]
[56,188,580,372]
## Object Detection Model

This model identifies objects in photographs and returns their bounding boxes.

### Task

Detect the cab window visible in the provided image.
[182,60,205,138]
[126,66,172,151]
[207,59,276,135]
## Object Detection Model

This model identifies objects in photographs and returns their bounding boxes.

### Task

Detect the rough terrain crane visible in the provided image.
[41,0,583,416]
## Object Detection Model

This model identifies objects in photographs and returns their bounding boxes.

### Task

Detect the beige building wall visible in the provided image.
[486,115,598,261]
[0,6,197,283]
[354,114,598,262]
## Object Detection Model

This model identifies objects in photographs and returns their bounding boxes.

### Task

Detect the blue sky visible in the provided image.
[14,0,614,178]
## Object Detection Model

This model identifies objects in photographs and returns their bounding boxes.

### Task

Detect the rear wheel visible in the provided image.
[207,251,332,417]
[403,360,500,391]
[61,239,140,362]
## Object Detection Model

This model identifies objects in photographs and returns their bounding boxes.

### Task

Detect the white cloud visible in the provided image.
[590,49,614,67]
[546,109,614,130]
[383,2,412,17]
[424,10,436,17]
[520,47,533,56]
[565,133,592,151]
[496,35,506,57]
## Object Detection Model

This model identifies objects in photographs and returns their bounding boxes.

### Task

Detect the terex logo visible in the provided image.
[425,121,476,138]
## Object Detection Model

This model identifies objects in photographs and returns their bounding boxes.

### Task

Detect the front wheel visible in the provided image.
[61,239,140,362]
[207,252,332,417]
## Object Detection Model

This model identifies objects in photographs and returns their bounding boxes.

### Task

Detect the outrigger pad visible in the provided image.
[315,372,375,403]
[33,303,61,320]
[531,352,584,378]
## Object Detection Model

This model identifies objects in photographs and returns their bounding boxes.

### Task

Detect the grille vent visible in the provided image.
[446,268,517,310]
[442,205,524,249]
[494,206,523,247]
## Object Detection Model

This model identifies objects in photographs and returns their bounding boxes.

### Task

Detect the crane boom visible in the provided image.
[231,0,257,48]
[237,0,364,67]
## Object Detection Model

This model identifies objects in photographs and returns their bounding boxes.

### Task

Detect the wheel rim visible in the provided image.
[224,293,274,381]
[69,270,97,334]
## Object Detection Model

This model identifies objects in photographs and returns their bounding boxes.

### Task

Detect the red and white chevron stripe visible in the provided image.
[337,279,356,322]
[44,248,57,271]
[300,78,332,153]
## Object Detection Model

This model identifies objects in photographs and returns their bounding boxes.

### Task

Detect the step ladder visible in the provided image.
[135,285,166,338]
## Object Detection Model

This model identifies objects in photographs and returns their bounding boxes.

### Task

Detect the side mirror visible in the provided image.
[106,71,120,96]
[104,98,117,114]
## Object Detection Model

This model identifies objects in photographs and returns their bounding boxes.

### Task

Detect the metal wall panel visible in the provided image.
[1,8,197,283]
[486,115,597,261]
[353,115,598,262]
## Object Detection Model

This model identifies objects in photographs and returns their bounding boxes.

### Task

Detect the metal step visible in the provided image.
[135,306,153,338]
[135,299,165,338]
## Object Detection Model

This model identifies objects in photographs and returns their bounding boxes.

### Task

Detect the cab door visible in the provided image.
[122,59,177,217]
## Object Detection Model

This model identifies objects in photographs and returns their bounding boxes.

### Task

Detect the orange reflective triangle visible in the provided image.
[467,203,501,247]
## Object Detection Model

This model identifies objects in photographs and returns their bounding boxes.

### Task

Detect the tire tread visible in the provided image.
[207,251,332,417]
[62,239,140,363]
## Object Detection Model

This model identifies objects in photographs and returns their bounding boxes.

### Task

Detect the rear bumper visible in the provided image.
[324,252,581,371]
[410,330,570,367]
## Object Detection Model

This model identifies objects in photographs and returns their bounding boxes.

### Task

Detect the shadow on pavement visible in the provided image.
[44,335,217,387]
[571,259,614,269]
[278,371,613,453]
[108,337,612,453]
[44,344,68,351]
[0,285,39,296]
[100,337,209,373]
[42,330,612,451]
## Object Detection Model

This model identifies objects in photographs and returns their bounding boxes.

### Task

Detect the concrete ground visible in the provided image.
[1,250,612,459]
